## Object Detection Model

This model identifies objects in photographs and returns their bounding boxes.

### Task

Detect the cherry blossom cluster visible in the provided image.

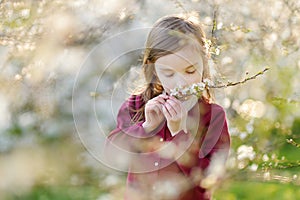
[170,79,214,99]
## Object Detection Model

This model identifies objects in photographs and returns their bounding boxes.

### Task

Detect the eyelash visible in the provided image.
[165,73,174,77]
[165,70,196,77]
[186,70,196,74]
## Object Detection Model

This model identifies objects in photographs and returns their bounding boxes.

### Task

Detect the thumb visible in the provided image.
[182,114,188,133]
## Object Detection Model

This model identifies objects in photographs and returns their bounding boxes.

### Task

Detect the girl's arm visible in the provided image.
[102,95,165,171]
[109,94,166,139]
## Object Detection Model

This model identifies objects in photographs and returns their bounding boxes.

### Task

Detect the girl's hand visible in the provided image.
[142,94,168,133]
[162,96,188,135]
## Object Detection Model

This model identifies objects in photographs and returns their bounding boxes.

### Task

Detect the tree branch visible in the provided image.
[170,67,270,99]
[286,138,300,148]
[212,67,270,88]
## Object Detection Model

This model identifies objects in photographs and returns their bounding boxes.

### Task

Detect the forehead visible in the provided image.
[155,44,203,69]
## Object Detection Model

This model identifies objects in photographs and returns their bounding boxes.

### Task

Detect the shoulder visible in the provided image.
[126,94,145,110]
[117,94,144,114]
[117,94,145,121]
[199,100,227,127]
[198,99,227,124]
[210,103,226,117]
[198,100,230,158]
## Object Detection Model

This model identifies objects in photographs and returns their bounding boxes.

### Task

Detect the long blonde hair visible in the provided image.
[132,14,213,122]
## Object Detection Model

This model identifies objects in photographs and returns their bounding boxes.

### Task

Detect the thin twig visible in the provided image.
[171,0,188,14]
[275,161,300,169]
[229,170,300,185]
[271,97,300,105]
[286,138,300,148]
[211,67,270,88]
[170,67,270,99]
[211,6,219,40]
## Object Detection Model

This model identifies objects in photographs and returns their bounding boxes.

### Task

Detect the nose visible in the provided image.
[176,75,189,88]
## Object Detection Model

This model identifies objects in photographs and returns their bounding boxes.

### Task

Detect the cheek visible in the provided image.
[192,73,202,82]
[156,74,176,91]
[185,73,202,85]
[194,69,203,82]
[159,77,176,91]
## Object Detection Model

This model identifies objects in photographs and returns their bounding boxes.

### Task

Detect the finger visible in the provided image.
[159,93,169,100]
[164,101,177,117]
[155,98,166,105]
[148,103,158,111]
[150,97,165,105]
[169,97,188,114]
[146,104,161,114]
[169,95,183,104]
[147,100,162,109]
[162,104,172,120]
[166,99,181,113]
[153,104,163,115]
[155,95,168,104]
[183,118,187,133]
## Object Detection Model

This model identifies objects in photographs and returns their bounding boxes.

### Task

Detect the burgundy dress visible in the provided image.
[104,94,230,200]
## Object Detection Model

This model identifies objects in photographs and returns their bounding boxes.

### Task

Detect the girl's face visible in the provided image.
[155,44,204,95]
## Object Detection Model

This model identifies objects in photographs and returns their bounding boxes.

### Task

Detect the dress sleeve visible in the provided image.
[105,95,149,151]
[102,95,164,171]
[110,96,149,139]
[198,104,231,169]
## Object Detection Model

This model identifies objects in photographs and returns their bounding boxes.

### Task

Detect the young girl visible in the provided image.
[104,14,230,200]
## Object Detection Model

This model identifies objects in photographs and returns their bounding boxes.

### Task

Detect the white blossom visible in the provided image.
[190,83,198,94]
[181,87,190,95]
[262,154,269,162]
[249,163,258,172]
[237,145,256,161]
[203,79,214,87]
[169,80,214,99]
[196,82,206,90]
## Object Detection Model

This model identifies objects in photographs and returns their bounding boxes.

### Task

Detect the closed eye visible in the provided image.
[186,69,196,74]
[164,73,174,77]
[185,65,197,74]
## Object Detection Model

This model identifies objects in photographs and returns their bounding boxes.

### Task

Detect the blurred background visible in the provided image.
[0,0,300,199]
